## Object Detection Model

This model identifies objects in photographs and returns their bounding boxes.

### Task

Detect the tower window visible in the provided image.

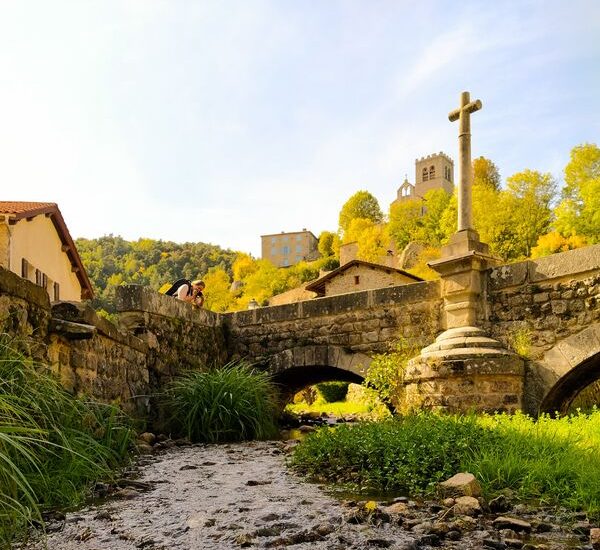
[429,165,435,179]
[354,275,360,285]
[53,282,60,301]
[21,258,28,278]
[422,168,428,182]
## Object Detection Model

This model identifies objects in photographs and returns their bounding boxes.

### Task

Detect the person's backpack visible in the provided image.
[162,278,192,297]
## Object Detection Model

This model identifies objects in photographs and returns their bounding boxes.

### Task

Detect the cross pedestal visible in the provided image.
[404,92,524,414]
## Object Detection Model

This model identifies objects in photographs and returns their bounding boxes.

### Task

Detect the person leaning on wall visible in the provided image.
[176,279,205,308]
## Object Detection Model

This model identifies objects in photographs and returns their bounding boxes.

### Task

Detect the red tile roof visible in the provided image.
[0,202,94,299]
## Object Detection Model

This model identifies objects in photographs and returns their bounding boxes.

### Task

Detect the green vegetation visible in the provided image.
[291,411,600,518]
[163,362,279,443]
[0,337,134,544]
[316,382,350,403]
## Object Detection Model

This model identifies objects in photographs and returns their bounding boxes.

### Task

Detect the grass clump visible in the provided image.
[0,336,134,544]
[164,361,279,443]
[290,410,600,518]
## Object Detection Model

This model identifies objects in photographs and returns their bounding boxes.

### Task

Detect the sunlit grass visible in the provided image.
[291,410,600,518]
[0,335,134,544]
[163,361,280,443]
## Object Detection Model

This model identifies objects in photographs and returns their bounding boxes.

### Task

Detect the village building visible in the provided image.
[0,202,93,301]
[304,241,422,298]
[261,229,319,267]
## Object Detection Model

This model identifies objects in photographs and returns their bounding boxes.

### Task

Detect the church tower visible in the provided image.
[414,152,454,198]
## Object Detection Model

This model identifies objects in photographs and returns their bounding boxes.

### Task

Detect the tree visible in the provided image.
[473,156,501,190]
[388,199,423,250]
[338,191,383,236]
[554,143,600,243]
[203,267,235,312]
[344,218,390,263]
[504,170,557,258]
[531,232,587,259]
[318,231,336,257]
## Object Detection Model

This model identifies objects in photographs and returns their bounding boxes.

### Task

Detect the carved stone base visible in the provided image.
[404,327,524,414]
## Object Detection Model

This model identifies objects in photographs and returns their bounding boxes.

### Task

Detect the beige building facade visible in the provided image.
[391,151,454,207]
[261,229,319,268]
[0,202,93,301]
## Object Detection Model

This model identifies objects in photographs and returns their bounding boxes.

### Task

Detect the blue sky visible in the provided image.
[1,1,599,257]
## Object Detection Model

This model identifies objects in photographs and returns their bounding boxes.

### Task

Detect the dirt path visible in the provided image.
[21,441,418,550]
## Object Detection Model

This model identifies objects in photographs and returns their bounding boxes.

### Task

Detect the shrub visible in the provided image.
[291,411,600,519]
[164,361,279,443]
[316,382,349,403]
[0,335,134,544]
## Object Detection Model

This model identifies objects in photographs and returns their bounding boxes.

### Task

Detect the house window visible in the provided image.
[42,273,48,289]
[21,258,28,278]
[35,269,42,286]
[296,244,302,253]
[282,246,289,255]
[422,168,428,181]
[429,165,435,179]
[354,275,360,285]
[53,282,60,301]
[296,235,301,242]
[270,247,276,256]
[296,255,302,263]
[282,258,289,267]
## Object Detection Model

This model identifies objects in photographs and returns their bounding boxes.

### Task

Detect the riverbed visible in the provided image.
[18,441,592,550]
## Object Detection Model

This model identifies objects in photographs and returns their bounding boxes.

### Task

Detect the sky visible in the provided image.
[1,1,599,257]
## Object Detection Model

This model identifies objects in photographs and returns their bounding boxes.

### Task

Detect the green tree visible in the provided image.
[203,267,235,312]
[318,231,336,257]
[338,191,383,236]
[344,218,390,263]
[504,170,557,258]
[555,143,600,243]
[388,199,423,250]
[473,156,501,190]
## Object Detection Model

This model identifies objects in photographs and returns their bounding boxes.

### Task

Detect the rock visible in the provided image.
[446,529,461,540]
[411,521,433,534]
[138,432,156,445]
[234,533,254,547]
[453,496,482,517]
[533,521,554,533]
[450,515,478,532]
[591,527,600,549]
[505,539,524,548]
[439,472,482,498]
[94,510,112,521]
[483,540,507,549]
[179,464,198,471]
[418,533,441,546]
[314,523,334,536]
[493,517,532,533]
[442,497,456,507]
[259,513,280,522]
[366,539,393,548]
[136,442,154,455]
[573,521,591,535]
[489,495,511,513]
[385,502,409,515]
[430,521,450,537]
[246,480,271,486]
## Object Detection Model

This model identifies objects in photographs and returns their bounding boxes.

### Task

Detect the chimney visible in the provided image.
[339,241,359,266]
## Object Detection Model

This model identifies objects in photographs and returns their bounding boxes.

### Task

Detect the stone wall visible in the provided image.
[323,264,420,297]
[227,280,442,363]
[116,285,228,388]
[484,245,600,413]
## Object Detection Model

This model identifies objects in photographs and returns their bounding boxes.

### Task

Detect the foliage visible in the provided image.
[76,235,237,312]
[0,336,134,544]
[555,143,600,244]
[344,218,390,263]
[505,325,532,357]
[473,156,501,190]
[163,361,279,443]
[531,231,587,259]
[291,411,600,518]
[316,382,350,403]
[504,170,557,258]
[318,231,336,258]
[338,191,383,236]
[405,246,441,280]
[364,337,426,410]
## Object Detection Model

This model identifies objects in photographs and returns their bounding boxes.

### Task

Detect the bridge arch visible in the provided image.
[258,345,372,402]
[537,323,600,414]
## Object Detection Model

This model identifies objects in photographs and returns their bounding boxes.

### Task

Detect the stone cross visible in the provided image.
[448,91,482,232]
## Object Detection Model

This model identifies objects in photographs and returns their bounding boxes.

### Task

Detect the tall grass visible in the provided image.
[0,336,134,544]
[291,411,600,518]
[164,361,279,443]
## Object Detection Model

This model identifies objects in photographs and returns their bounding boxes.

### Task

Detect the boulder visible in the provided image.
[453,496,482,517]
[439,472,482,497]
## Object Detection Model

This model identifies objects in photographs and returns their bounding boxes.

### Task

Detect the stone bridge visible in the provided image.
[0,244,598,420]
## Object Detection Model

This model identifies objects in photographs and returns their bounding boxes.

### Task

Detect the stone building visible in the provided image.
[261,229,319,267]
[0,202,93,301]
[391,151,454,207]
